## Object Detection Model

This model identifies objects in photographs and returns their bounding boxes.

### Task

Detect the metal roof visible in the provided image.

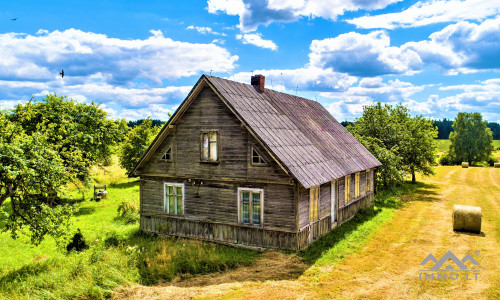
[206,75,381,189]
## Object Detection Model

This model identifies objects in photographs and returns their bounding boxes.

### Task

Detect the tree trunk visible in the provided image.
[411,166,416,183]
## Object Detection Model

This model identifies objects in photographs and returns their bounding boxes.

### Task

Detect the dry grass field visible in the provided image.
[115,166,500,299]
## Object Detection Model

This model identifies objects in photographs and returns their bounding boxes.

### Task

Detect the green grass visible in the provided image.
[0,159,258,299]
[299,183,422,269]
[435,139,500,153]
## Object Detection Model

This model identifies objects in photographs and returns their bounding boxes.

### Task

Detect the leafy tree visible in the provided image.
[348,103,437,188]
[448,112,493,164]
[399,114,438,182]
[8,94,121,181]
[120,119,162,173]
[0,110,73,245]
[1,95,121,244]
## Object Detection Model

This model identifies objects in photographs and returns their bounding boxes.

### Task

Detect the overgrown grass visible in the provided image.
[0,157,258,300]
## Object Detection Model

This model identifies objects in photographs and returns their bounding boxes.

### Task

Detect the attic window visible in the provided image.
[201,131,218,162]
[161,147,172,161]
[252,148,266,165]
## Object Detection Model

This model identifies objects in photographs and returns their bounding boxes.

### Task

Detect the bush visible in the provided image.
[439,153,460,166]
[487,155,499,166]
[66,229,89,252]
[117,200,139,224]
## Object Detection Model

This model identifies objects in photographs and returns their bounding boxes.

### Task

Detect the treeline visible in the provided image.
[127,119,165,128]
[342,119,500,139]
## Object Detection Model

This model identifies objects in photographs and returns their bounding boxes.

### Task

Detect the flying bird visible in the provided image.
[11,18,17,21]
[60,69,64,78]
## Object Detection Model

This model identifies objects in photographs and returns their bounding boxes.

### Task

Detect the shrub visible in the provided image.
[439,153,459,166]
[66,229,89,252]
[117,200,139,224]
[487,155,499,166]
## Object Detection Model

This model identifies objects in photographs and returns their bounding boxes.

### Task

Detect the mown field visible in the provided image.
[117,165,500,299]
[1,142,499,299]
[435,139,500,154]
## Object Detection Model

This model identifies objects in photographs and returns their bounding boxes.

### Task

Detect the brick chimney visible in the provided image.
[251,74,265,93]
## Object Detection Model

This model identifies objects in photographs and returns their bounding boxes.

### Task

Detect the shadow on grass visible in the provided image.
[298,206,381,264]
[454,231,486,237]
[74,206,96,217]
[0,260,53,286]
[107,180,139,190]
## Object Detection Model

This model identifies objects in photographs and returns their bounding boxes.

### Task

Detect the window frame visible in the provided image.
[163,182,185,215]
[237,187,264,226]
[309,186,320,223]
[250,146,267,166]
[344,175,351,204]
[200,130,219,163]
[161,146,172,162]
[355,172,360,198]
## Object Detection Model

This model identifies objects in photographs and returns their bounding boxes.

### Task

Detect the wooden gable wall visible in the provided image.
[137,85,296,231]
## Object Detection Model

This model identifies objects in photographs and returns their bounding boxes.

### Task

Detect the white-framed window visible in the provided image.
[345,175,351,204]
[161,147,172,161]
[355,172,360,198]
[201,131,218,162]
[237,188,264,226]
[164,182,184,215]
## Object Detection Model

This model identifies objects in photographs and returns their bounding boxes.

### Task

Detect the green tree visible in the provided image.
[449,112,493,164]
[0,110,73,245]
[119,118,162,173]
[348,103,438,188]
[9,94,121,181]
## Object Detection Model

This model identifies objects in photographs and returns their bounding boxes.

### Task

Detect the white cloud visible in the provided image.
[232,66,357,92]
[309,31,422,76]
[0,29,238,85]
[403,17,500,72]
[236,33,278,50]
[208,0,402,31]
[347,0,500,29]
[186,25,226,36]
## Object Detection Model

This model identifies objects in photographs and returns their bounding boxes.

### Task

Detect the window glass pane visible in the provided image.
[210,141,217,161]
[176,196,183,214]
[252,192,260,203]
[242,191,250,202]
[252,204,260,225]
[168,195,175,213]
[175,186,182,196]
[209,132,217,142]
[167,186,174,195]
[202,133,208,160]
[241,203,249,224]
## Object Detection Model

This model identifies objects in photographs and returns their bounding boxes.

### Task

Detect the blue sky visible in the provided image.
[0,0,499,122]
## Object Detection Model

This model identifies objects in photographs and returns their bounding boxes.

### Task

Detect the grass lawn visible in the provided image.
[0,161,257,299]
[435,139,500,154]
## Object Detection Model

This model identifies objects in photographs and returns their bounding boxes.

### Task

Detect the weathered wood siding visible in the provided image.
[141,215,300,250]
[137,86,291,184]
[141,176,295,231]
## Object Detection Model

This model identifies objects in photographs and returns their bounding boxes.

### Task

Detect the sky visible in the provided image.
[0,0,499,122]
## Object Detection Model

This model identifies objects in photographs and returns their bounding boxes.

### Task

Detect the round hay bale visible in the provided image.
[461,162,469,168]
[494,162,500,168]
[453,205,482,233]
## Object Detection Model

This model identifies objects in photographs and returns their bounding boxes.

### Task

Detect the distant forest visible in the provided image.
[341,119,500,140]
[127,119,165,128]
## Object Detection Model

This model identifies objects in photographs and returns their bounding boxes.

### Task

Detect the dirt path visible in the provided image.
[115,166,500,299]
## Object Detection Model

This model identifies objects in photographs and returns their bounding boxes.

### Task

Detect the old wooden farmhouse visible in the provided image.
[130,74,381,250]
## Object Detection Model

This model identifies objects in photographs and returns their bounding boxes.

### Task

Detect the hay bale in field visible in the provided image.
[453,205,482,234]
[494,162,500,168]
[461,162,469,168]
